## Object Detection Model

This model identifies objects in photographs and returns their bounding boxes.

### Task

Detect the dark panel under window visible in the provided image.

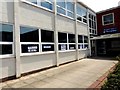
[0,23,13,42]
[21,44,39,53]
[78,44,83,49]
[58,32,67,43]
[84,44,88,49]
[69,44,76,50]
[41,30,54,42]
[68,34,75,43]
[0,44,12,55]
[58,44,67,50]
[20,26,39,42]
[42,44,54,52]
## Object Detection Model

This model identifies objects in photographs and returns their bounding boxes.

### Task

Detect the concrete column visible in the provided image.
[87,9,92,57]
[14,0,21,78]
[53,0,59,66]
[74,0,79,60]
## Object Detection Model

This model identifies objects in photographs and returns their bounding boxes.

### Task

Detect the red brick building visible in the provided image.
[91,6,120,56]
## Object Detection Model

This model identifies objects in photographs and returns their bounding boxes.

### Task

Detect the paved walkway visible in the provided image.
[1,58,118,88]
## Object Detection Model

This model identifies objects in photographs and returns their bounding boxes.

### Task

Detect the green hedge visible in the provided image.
[101,62,120,90]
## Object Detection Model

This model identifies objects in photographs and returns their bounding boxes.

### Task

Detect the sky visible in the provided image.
[79,0,120,12]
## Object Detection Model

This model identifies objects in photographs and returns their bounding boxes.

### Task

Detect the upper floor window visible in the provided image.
[57,0,74,18]
[26,0,53,10]
[102,13,114,25]
[0,23,13,56]
[76,4,87,23]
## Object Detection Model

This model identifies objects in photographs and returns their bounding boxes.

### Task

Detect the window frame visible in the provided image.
[56,0,75,19]
[102,13,114,26]
[88,13,97,35]
[76,4,87,24]
[20,26,55,56]
[20,26,40,56]
[22,0,53,12]
[58,32,76,52]
[0,23,14,58]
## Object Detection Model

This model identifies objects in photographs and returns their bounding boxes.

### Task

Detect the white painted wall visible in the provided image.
[78,50,90,59]
[0,58,15,79]
[19,2,54,30]
[0,1,14,23]
[58,51,76,64]
[21,53,56,73]
[77,22,88,36]
[56,15,75,34]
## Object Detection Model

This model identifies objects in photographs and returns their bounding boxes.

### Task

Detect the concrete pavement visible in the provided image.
[1,58,118,88]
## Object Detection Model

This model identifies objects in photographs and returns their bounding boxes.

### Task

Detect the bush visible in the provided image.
[101,62,120,90]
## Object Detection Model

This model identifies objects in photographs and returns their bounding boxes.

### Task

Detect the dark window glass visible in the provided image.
[21,44,39,53]
[58,32,67,43]
[84,44,88,48]
[58,44,67,50]
[89,29,92,33]
[103,14,113,25]
[20,27,39,42]
[83,19,87,23]
[69,44,76,50]
[77,16,82,21]
[0,44,12,55]
[0,23,13,42]
[78,44,83,49]
[78,35,83,43]
[57,0,65,8]
[84,36,88,43]
[41,30,54,42]
[41,1,53,10]
[42,44,54,52]
[89,19,92,28]
[67,2,74,12]
[57,7,66,15]
[27,0,37,4]
[68,34,75,43]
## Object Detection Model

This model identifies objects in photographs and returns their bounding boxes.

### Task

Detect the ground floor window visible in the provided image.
[0,23,13,57]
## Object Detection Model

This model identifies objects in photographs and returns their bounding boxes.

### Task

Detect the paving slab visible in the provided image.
[1,58,118,88]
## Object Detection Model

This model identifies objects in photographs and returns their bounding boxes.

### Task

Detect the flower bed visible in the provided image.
[101,61,120,89]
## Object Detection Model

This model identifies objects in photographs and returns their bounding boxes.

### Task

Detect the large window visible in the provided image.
[103,13,114,25]
[84,36,89,49]
[57,0,74,18]
[89,13,97,36]
[20,26,39,54]
[77,4,87,23]
[78,35,89,49]
[26,0,53,10]
[78,35,83,49]
[0,23,13,56]
[58,32,76,51]
[58,32,67,51]
[41,30,54,52]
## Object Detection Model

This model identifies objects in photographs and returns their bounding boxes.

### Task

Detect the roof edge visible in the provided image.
[97,6,120,14]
